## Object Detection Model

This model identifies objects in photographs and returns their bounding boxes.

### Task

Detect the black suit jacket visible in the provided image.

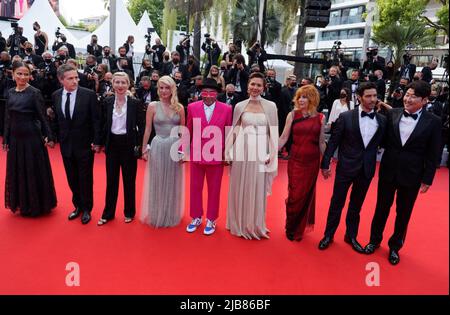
[321,108,387,179]
[101,96,144,153]
[379,108,442,186]
[52,42,76,59]
[161,62,189,82]
[87,44,103,58]
[97,55,117,72]
[51,87,102,157]
[217,92,240,107]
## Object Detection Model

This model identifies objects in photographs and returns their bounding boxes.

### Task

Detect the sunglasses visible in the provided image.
[201,91,218,98]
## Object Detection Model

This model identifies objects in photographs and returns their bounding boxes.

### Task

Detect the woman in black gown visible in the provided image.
[2,61,57,216]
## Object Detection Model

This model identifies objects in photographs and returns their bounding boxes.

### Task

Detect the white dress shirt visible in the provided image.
[399,109,423,146]
[328,99,355,124]
[62,89,78,119]
[358,107,379,148]
[111,97,128,135]
[204,102,216,123]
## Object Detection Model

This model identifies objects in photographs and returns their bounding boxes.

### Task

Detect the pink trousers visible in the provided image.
[190,163,224,221]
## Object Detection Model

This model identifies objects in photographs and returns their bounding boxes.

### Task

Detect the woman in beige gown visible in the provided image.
[225,72,278,240]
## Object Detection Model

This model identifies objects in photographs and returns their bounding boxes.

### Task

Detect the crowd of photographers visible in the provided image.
[0,23,448,163]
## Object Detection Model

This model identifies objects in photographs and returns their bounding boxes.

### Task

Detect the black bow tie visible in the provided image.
[403,111,419,120]
[361,111,375,119]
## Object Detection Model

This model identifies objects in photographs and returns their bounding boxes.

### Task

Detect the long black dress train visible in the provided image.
[3,85,57,216]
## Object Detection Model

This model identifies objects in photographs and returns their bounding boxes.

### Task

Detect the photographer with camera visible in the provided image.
[322,65,344,112]
[262,68,282,104]
[148,37,165,71]
[399,53,416,82]
[201,33,221,77]
[362,47,386,76]
[98,46,117,73]
[246,40,267,72]
[228,54,249,99]
[87,35,103,58]
[136,58,153,87]
[22,42,43,66]
[7,24,28,57]
[387,77,409,108]
[52,30,76,59]
[83,55,100,92]
[176,35,191,66]
[36,51,58,101]
[33,22,48,57]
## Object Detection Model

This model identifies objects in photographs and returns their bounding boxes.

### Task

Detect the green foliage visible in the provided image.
[372,22,435,68]
[231,0,281,47]
[58,15,68,27]
[162,0,178,45]
[128,0,165,36]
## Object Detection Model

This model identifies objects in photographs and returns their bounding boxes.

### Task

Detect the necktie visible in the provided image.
[65,93,71,120]
[403,111,418,120]
[361,111,375,119]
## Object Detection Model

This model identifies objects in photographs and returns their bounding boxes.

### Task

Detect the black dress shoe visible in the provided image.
[318,236,333,250]
[286,232,295,241]
[81,212,91,225]
[388,249,400,265]
[68,208,81,220]
[364,243,380,255]
[344,235,365,254]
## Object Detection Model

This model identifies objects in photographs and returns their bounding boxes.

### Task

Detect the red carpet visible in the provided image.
[0,145,448,295]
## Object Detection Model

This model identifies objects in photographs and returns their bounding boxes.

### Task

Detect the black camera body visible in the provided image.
[55,27,61,38]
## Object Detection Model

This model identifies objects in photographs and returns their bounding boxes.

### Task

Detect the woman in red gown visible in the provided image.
[278,85,326,241]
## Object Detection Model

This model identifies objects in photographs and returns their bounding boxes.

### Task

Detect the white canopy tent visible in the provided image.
[16,0,79,51]
[78,0,147,54]
[264,46,294,84]
[137,10,160,45]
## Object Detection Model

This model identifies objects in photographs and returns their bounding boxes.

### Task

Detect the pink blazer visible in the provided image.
[187,100,232,165]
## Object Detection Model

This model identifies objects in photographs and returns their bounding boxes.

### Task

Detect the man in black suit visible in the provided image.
[149,38,166,71]
[365,80,442,265]
[161,51,188,83]
[343,69,362,106]
[51,64,102,224]
[374,70,386,102]
[319,82,387,253]
[97,46,117,73]
[87,35,103,58]
[217,83,240,108]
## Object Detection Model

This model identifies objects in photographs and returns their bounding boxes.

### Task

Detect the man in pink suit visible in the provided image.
[186,78,233,235]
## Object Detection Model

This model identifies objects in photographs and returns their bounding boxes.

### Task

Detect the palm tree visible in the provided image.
[372,22,435,69]
[231,0,281,48]
[166,0,214,62]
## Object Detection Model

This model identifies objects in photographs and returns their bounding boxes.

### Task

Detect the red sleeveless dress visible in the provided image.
[285,111,323,240]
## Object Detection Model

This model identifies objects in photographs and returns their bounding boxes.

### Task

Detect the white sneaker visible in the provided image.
[203,219,216,235]
[186,217,202,233]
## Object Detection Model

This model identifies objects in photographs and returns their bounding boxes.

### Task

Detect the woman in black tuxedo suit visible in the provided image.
[98,72,144,225]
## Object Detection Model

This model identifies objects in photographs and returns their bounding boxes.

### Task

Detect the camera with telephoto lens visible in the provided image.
[204,33,212,45]
[144,27,155,44]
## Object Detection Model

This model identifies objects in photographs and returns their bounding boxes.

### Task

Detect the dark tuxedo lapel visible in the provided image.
[107,97,114,131]
[404,111,431,147]
[351,109,365,149]
[392,109,403,147]
[367,113,384,148]
[126,99,134,133]
[55,90,64,119]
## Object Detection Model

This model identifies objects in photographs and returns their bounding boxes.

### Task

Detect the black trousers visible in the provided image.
[324,169,373,239]
[102,134,137,220]
[369,178,421,251]
[62,150,94,213]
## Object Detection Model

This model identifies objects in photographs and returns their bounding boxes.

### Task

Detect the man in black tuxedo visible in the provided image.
[87,35,103,58]
[365,80,442,265]
[51,64,102,224]
[319,82,387,253]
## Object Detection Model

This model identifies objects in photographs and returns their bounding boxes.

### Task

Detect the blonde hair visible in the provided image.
[293,85,320,115]
[207,65,225,91]
[157,75,183,113]
[112,72,133,96]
